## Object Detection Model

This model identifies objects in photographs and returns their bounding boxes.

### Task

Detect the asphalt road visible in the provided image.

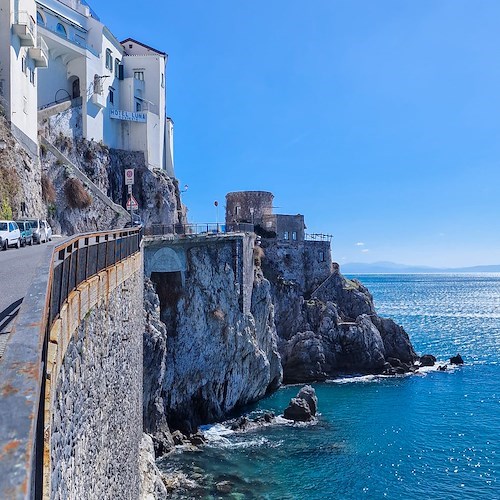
[0,240,57,354]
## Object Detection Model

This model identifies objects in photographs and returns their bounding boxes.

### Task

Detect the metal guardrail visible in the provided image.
[145,222,255,237]
[305,233,333,242]
[0,228,141,499]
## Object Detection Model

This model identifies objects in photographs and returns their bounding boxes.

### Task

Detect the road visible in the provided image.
[0,240,57,357]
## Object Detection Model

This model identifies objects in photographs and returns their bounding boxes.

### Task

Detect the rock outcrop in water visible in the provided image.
[283,385,318,422]
[268,266,418,383]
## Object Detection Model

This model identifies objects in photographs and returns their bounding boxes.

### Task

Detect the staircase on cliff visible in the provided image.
[40,136,130,219]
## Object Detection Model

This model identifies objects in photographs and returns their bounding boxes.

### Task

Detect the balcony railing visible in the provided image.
[305,233,333,242]
[28,36,49,67]
[38,23,100,57]
[12,11,36,46]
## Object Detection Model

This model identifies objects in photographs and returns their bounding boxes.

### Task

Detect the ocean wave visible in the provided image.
[327,363,460,384]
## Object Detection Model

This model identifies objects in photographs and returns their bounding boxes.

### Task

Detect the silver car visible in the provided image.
[22,219,52,244]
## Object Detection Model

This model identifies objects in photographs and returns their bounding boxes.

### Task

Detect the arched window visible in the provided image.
[36,11,45,26]
[56,23,67,37]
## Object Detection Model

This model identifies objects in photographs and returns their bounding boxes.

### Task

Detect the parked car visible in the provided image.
[0,220,21,249]
[21,219,52,244]
[42,220,53,242]
[15,220,34,246]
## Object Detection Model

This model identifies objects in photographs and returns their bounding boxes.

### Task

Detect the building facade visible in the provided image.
[1,0,174,172]
[0,0,48,156]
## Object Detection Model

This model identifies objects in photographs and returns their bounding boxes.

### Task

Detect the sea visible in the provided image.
[160,274,500,499]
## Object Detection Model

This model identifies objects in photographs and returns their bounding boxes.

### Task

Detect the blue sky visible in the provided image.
[98,1,500,267]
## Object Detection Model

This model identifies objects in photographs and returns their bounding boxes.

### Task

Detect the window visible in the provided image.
[105,49,112,70]
[135,100,141,112]
[9,222,15,231]
[284,231,289,240]
[234,205,240,216]
[22,56,27,74]
[29,68,35,85]
[36,11,45,25]
[56,23,67,37]
[319,251,325,262]
[109,87,114,105]
[134,70,144,81]
[292,231,297,241]
[161,73,165,88]
[114,58,120,77]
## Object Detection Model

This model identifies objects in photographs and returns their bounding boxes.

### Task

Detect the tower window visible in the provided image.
[134,70,145,81]
[292,231,297,240]
[284,231,289,240]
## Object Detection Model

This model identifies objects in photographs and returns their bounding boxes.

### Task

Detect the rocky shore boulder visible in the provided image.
[419,354,437,367]
[283,386,318,422]
[450,353,464,365]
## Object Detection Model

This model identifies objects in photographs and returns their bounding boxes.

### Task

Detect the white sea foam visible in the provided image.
[327,362,460,384]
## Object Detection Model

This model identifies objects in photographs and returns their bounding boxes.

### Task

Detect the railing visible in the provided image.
[145,222,254,237]
[38,36,48,60]
[0,228,141,499]
[12,10,35,37]
[38,23,100,57]
[305,233,334,242]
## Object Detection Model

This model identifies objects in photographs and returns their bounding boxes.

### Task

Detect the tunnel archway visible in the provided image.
[148,247,185,334]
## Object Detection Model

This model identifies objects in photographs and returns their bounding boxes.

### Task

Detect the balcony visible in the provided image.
[28,37,49,68]
[12,11,36,47]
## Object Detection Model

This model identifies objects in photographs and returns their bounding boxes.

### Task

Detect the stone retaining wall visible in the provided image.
[44,253,143,499]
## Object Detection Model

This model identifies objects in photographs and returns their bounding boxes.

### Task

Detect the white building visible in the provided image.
[0,0,48,157]
[0,0,175,173]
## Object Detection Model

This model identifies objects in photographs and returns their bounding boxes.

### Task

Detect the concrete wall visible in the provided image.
[45,252,143,499]
[144,233,255,315]
[0,0,40,155]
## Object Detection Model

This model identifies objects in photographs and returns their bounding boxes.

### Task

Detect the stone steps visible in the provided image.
[40,136,130,219]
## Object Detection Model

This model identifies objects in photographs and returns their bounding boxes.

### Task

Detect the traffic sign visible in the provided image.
[125,169,135,186]
[126,195,139,210]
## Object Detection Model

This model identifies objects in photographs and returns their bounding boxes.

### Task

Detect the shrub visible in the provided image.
[64,178,92,209]
[0,166,20,218]
[41,174,56,204]
[254,245,265,267]
[0,197,12,219]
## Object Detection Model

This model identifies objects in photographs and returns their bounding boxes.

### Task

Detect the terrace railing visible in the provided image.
[305,233,333,242]
[145,222,254,237]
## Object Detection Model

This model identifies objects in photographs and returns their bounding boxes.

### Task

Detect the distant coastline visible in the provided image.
[341,261,500,274]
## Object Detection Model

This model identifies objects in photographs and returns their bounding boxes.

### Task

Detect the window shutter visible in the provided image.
[118,64,124,80]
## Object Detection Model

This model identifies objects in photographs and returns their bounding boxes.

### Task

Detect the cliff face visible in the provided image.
[0,117,44,219]
[262,249,417,383]
[143,241,282,436]
[40,131,186,235]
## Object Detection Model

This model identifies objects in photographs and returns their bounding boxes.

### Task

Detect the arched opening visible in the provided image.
[69,76,80,98]
[150,271,183,334]
[147,247,185,334]
[36,10,45,26]
[56,23,67,38]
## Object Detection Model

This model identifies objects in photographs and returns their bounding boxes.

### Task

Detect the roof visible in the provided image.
[120,38,167,56]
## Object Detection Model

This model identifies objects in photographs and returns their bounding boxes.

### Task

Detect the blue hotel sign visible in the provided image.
[110,109,147,122]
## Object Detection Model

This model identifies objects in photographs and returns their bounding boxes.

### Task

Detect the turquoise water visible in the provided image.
[162,274,500,499]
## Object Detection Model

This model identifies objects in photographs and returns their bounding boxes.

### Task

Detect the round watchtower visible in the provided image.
[225,191,274,225]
